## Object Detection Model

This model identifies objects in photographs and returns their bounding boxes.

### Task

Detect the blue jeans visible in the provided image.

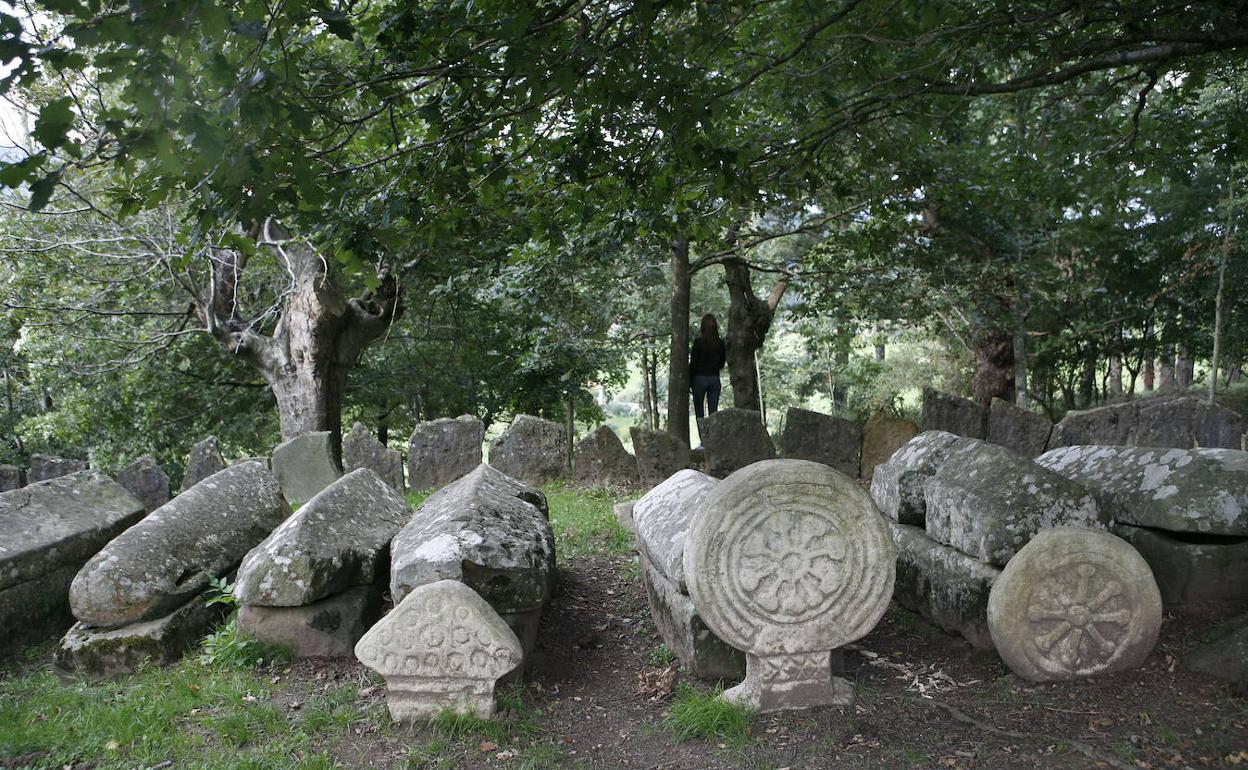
[691,375,721,418]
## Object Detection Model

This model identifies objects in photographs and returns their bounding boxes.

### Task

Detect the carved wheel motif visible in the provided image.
[1022,558,1135,676]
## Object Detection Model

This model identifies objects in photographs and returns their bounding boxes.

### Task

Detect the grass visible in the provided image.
[648,645,678,667]
[542,483,634,561]
[663,683,754,747]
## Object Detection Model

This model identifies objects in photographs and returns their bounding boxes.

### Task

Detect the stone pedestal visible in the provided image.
[727,652,852,711]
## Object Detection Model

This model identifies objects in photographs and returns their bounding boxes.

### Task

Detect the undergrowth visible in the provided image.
[663,683,754,747]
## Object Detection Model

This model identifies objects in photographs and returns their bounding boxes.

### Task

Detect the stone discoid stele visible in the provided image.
[987,526,1162,682]
[683,459,894,711]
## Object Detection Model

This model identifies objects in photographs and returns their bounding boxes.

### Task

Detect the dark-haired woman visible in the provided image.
[689,313,726,419]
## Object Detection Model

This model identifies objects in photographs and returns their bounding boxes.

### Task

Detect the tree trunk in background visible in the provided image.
[1158,345,1176,390]
[667,237,691,446]
[873,323,886,361]
[971,325,1015,406]
[648,355,660,430]
[1176,344,1194,389]
[201,221,401,462]
[724,258,788,413]
[641,348,655,430]
[564,397,575,471]
[832,325,850,408]
[1143,359,1155,391]
[1109,356,1123,397]
[1014,323,1028,408]
[1078,350,1096,407]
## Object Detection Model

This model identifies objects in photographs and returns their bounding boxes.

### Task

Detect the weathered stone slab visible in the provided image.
[28,455,88,483]
[355,579,523,721]
[0,470,146,592]
[631,427,691,488]
[698,408,776,479]
[117,455,170,513]
[0,464,23,492]
[614,500,637,533]
[272,432,342,503]
[574,425,639,488]
[0,563,79,658]
[488,415,568,486]
[685,460,894,712]
[922,388,987,439]
[1113,524,1248,609]
[70,462,290,628]
[860,411,919,481]
[407,415,484,492]
[632,469,719,592]
[925,439,1105,566]
[987,398,1053,458]
[235,469,411,607]
[639,550,744,680]
[56,593,230,678]
[779,407,861,479]
[1048,395,1248,450]
[1037,445,1248,536]
[390,463,553,652]
[343,422,404,493]
[1185,614,1248,696]
[987,527,1162,682]
[869,431,961,526]
[181,436,226,492]
[240,584,383,658]
[888,521,999,649]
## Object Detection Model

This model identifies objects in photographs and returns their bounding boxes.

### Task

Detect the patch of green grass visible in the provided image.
[543,484,633,560]
[428,684,538,745]
[200,614,291,669]
[663,683,754,747]
[405,490,432,509]
[517,741,565,769]
[648,645,678,667]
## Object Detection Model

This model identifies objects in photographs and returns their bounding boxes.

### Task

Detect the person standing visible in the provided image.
[689,313,726,419]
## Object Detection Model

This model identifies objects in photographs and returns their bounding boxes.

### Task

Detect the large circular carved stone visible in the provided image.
[987,527,1162,682]
[683,460,895,656]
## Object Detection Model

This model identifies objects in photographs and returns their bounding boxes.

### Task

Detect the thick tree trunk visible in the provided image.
[1143,358,1155,391]
[201,221,400,460]
[971,325,1015,406]
[666,237,691,445]
[1176,344,1194,389]
[723,258,787,413]
[1108,356,1123,397]
[1158,345,1176,390]
[1078,349,1096,407]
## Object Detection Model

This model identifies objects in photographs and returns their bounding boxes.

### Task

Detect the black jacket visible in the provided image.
[689,336,726,377]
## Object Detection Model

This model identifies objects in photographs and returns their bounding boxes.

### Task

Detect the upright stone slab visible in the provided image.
[684,460,895,712]
[925,439,1105,566]
[630,427,691,488]
[28,455,88,483]
[614,500,637,533]
[272,431,342,504]
[407,415,484,492]
[698,408,775,479]
[343,422,405,493]
[390,464,554,652]
[860,411,919,481]
[181,436,226,492]
[987,527,1162,682]
[1185,615,1248,696]
[986,398,1053,458]
[779,407,861,479]
[70,462,290,627]
[921,388,987,438]
[355,579,523,721]
[889,521,1000,649]
[0,471,146,655]
[488,414,568,486]
[1114,524,1248,608]
[573,425,639,488]
[0,464,23,492]
[869,431,961,526]
[235,469,411,607]
[1048,395,1248,450]
[1036,445,1248,535]
[117,455,170,513]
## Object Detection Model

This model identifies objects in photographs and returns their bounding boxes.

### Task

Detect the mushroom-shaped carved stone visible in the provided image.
[683,459,895,712]
[354,579,523,721]
[987,527,1162,682]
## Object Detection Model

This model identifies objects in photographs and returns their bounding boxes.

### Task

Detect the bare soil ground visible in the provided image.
[300,554,1247,770]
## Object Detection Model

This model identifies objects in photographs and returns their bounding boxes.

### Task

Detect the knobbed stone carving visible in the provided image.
[684,459,894,712]
[355,579,523,721]
[987,527,1162,682]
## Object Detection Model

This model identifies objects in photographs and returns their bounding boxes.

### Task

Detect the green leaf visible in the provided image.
[27,171,60,211]
[32,98,74,150]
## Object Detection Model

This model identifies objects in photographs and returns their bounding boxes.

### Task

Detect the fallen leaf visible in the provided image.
[105,739,119,751]
[479,741,498,752]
